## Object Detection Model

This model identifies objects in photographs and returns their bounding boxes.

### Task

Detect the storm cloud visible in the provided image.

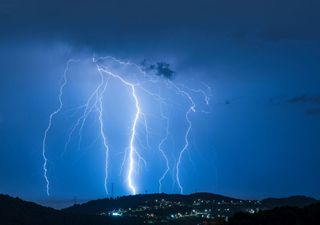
[141,61,175,79]
[1,0,320,48]
[288,95,320,105]
[305,108,320,116]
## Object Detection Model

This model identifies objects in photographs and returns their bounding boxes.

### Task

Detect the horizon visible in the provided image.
[3,191,318,210]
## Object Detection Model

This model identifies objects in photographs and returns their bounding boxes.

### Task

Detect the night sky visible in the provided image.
[0,0,320,208]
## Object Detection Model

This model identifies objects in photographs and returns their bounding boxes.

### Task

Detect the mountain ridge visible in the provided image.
[62,192,318,215]
[0,193,318,225]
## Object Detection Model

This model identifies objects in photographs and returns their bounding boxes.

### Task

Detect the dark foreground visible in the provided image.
[0,193,319,225]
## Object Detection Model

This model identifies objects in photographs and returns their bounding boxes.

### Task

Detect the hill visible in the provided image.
[227,202,320,225]
[0,194,140,225]
[0,193,318,225]
[63,192,238,214]
[260,195,317,208]
[63,193,317,215]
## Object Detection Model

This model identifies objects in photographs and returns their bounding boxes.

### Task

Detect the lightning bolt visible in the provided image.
[96,75,110,194]
[127,86,140,195]
[158,102,170,193]
[171,83,196,194]
[42,59,76,196]
[42,56,211,196]
[166,80,211,194]
[94,60,143,195]
[63,80,101,156]
[138,86,171,193]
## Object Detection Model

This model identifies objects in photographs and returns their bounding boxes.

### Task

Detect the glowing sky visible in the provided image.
[0,0,320,208]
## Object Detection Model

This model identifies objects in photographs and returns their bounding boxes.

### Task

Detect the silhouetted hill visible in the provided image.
[0,194,140,225]
[0,194,62,225]
[227,202,320,225]
[63,192,238,214]
[1,193,318,225]
[260,195,317,208]
[63,193,317,215]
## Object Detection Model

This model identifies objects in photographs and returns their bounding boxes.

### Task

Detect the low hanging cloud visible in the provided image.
[287,95,320,104]
[286,95,320,116]
[305,108,320,116]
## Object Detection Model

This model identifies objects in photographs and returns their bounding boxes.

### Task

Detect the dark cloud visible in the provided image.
[305,108,320,116]
[141,61,175,79]
[287,96,320,116]
[1,0,319,46]
[288,95,320,104]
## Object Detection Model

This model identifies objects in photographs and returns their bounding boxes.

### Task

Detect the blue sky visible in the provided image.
[0,0,319,208]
